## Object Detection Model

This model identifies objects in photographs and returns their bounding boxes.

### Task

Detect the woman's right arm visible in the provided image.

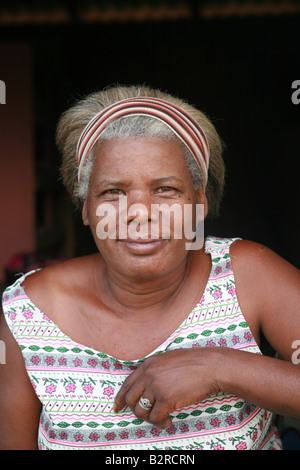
[0,309,41,450]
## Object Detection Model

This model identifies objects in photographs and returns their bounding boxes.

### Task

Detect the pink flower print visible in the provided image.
[192,343,201,348]
[199,295,205,306]
[226,261,232,270]
[43,313,51,321]
[104,432,115,441]
[166,425,177,435]
[259,420,263,430]
[73,358,82,367]
[218,338,227,347]
[180,424,189,433]
[45,384,56,395]
[214,444,225,450]
[90,432,100,441]
[114,362,123,370]
[228,286,236,297]
[10,311,17,320]
[83,384,94,394]
[74,433,83,442]
[232,335,240,345]
[102,361,110,370]
[45,422,49,431]
[58,357,67,366]
[49,431,56,439]
[88,359,98,368]
[196,421,205,431]
[252,431,258,442]
[45,356,55,366]
[30,355,41,365]
[215,266,222,275]
[212,289,222,300]
[103,386,115,397]
[206,340,216,347]
[120,431,128,439]
[65,383,76,393]
[151,427,161,436]
[60,432,68,440]
[14,289,20,297]
[236,442,247,450]
[244,331,252,341]
[136,429,145,438]
[2,294,9,301]
[32,382,37,392]
[23,309,33,319]
[210,417,221,428]
[225,415,236,425]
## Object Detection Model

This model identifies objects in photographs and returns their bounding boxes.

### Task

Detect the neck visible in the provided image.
[98,254,191,315]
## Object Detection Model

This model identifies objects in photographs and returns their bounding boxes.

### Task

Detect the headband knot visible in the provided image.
[76,97,209,186]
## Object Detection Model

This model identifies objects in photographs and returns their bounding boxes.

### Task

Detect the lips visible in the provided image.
[119,238,167,254]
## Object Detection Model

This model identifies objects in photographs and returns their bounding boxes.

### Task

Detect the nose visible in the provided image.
[119,191,158,240]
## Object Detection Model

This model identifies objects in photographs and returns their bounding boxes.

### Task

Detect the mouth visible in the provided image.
[118,238,168,254]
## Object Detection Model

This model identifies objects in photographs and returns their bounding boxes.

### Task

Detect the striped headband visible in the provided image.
[76,97,210,186]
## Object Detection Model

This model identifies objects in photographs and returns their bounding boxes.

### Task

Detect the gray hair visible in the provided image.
[57,85,225,217]
[75,115,203,201]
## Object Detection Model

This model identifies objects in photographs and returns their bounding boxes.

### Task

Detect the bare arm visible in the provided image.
[0,309,41,450]
[114,241,300,428]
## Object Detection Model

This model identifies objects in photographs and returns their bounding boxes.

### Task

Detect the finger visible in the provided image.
[114,366,143,412]
[147,403,173,429]
[133,393,156,419]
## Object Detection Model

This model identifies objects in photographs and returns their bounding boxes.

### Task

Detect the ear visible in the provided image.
[196,188,208,218]
[82,200,90,226]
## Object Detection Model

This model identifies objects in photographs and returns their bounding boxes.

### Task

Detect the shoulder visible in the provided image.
[23,253,102,293]
[20,254,103,324]
[230,239,300,357]
[230,239,299,283]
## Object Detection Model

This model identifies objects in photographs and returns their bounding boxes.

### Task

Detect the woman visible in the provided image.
[1,85,299,450]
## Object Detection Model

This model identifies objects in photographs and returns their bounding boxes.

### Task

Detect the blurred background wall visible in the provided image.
[0,0,299,449]
[0,43,35,282]
[0,0,299,286]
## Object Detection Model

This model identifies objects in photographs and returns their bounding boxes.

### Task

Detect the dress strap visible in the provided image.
[204,236,241,274]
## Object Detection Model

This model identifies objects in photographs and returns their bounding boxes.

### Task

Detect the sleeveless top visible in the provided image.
[2,237,282,450]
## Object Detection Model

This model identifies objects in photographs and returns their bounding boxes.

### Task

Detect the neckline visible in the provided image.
[12,238,223,364]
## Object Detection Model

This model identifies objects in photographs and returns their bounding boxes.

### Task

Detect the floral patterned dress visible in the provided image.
[2,237,282,450]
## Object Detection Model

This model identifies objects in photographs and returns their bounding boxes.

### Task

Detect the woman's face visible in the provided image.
[82,137,206,281]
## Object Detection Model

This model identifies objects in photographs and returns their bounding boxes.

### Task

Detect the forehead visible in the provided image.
[91,136,188,177]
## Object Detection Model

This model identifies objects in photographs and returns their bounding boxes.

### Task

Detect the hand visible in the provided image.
[113,348,222,429]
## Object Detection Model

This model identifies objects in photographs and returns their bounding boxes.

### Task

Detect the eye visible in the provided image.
[98,188,126,198]
[106,189,124,194]
[155,186,177,193]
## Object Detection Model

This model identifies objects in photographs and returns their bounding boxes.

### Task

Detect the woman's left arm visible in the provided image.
[114,241,300,428]
[219,240,300,418]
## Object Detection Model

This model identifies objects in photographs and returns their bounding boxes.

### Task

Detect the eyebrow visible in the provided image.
[91,176,185,194]
[152,176,184,185]
[91,180,125,194]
